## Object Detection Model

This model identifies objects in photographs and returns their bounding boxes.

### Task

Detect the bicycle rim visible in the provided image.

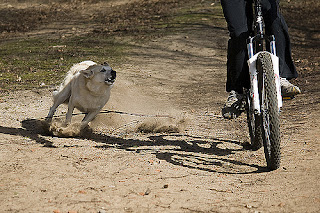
[257,52,281,170]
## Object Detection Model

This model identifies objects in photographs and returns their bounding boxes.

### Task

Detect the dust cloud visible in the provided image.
[92,79,189,135]
[45,79,189,137]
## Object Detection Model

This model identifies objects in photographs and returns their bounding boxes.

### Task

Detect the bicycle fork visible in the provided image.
[247,36,282,114]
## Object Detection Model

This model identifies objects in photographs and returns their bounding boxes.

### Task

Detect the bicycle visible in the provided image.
[245,0,282,170]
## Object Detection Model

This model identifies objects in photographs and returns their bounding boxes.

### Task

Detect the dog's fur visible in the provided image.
[46,60,116,128]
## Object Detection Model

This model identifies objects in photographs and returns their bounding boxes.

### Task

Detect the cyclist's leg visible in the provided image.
[221,0,252,94]
[262,0,300,97]
[221,0,252,118]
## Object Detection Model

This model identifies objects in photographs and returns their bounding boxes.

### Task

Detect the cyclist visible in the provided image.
[220,0,301,119]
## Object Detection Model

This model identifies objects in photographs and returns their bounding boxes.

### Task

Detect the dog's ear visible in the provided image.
[102,62,109,66]
[81,69,94,78]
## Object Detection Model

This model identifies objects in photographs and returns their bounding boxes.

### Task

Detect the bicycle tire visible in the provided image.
[257,52,281,170]
[245,91,263,151]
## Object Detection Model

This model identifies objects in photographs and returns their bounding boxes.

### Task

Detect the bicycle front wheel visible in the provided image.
[257,52,281,170]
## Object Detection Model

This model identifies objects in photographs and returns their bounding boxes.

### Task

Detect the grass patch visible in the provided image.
[0,35,128,91]
[169,3,225,29]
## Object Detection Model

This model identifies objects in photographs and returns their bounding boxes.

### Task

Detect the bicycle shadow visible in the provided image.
[92,133,267,174]
[0,118,268,174]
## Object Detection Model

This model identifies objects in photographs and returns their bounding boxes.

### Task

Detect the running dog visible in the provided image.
[46,60,116,128]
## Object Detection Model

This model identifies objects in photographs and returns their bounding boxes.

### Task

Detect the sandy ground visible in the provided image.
[0,0,319,212]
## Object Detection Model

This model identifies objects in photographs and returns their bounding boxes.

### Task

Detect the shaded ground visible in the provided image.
[0,0,319,212]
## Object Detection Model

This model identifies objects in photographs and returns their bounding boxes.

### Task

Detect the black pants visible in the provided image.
[221,0,298,93]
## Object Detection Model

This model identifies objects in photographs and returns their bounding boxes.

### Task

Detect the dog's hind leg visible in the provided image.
[46,85,71,122]
[46,102,63,123]
[65,101,75,126]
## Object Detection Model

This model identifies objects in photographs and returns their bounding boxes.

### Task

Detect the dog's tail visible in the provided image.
[67,60,97,77]
[54,60,97,95]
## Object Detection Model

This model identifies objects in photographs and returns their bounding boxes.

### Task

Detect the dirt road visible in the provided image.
[1,0,319,212]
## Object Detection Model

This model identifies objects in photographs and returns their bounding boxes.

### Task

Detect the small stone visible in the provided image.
[145,188,151,195]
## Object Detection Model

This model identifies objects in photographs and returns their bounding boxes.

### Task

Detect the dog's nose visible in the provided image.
[111,70,116,79]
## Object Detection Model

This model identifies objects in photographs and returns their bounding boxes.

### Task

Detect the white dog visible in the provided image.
[46,60,116,128]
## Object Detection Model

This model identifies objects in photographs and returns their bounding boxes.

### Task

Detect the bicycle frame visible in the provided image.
[247,0,277,58]
[247,0,282,113]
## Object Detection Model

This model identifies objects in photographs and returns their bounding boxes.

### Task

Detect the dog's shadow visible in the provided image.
[0,119,56,148]
[4,118,267,174]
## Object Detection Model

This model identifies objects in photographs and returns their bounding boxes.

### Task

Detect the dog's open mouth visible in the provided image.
[105,70,116,85]
[105,78,115,85]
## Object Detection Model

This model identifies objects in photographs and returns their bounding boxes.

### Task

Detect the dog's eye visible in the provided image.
[100,68,106,72]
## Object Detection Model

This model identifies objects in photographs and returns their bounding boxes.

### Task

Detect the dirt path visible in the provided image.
[1,0,320,212]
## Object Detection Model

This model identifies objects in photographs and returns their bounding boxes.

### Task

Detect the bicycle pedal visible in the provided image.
[282,96,294,100]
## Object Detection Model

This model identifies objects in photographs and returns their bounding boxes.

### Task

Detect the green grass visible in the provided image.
[0,35,128,91]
